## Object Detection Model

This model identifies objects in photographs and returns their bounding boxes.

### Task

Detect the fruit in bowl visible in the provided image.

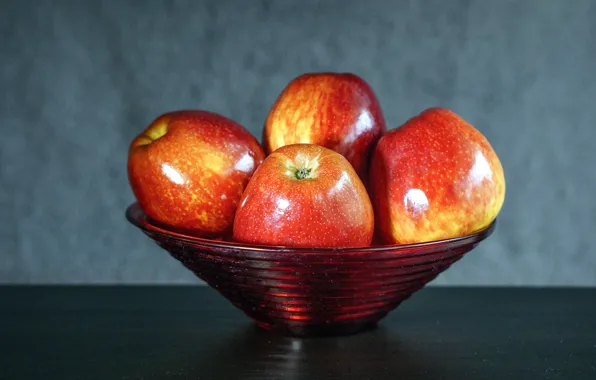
[369,107,506,244]
[233,144,374,248]
[263,72,386,182]
[125,73,506,337]
[127,110,265,237]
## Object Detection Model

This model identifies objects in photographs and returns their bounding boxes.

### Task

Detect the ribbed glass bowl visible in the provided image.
[126,203,495,337]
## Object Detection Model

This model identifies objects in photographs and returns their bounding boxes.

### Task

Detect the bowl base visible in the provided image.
[254,319,380,338]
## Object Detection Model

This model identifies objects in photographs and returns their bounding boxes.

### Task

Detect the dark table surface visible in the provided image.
[1,286,594,380]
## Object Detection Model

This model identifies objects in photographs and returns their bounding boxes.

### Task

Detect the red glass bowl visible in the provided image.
[126,202,495,337]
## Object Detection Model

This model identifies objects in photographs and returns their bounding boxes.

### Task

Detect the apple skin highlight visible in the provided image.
[263,72,386,182]
[128,110,265,237]
[369,107,506,244]
[233,144,374,248]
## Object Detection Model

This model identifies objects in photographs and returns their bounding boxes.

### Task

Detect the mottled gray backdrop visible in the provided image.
[2,0,595,285]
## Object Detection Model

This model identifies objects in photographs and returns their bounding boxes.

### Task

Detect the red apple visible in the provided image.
[128,110,265,236]
[369,107,506,244]
[233,144,374,248]
[263,72,386,181]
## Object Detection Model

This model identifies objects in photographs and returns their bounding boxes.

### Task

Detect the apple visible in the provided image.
[232,144,374,248]
[263,72,386,181]
[128,110,265,237]
[369,107,506,244]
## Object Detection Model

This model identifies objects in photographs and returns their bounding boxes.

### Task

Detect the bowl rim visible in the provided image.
[125,202,496,254]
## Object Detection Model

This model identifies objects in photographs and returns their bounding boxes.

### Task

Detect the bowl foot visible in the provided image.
[254,319,379,338]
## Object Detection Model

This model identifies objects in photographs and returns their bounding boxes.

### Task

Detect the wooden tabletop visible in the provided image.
[1,286,594,379]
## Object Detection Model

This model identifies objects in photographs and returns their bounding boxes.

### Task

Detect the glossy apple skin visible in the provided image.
[128,110,265,237]
[369,107,506,244]
[233,144,374,248]
[263,72,386,181]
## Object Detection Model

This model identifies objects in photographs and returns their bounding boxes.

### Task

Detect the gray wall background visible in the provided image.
[1,0,595,285]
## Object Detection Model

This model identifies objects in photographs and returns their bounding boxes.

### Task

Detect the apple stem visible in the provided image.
[295,168,312,180]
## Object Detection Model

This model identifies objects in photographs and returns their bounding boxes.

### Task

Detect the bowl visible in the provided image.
[126,202,496,337]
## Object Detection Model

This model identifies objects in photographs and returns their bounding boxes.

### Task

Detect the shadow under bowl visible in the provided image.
[126,203,495,337]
